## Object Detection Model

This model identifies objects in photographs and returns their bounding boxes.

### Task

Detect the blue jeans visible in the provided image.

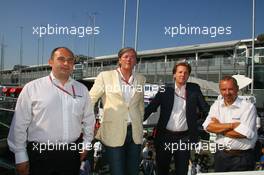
[104,125,141,175]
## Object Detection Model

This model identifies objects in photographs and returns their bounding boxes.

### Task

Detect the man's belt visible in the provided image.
[159,128,189,136]
[223,148,253,156]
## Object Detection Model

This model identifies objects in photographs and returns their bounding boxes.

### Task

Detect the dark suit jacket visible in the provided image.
[144,82,209,143]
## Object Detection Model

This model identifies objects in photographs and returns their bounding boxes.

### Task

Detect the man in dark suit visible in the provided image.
[144,62,209,175]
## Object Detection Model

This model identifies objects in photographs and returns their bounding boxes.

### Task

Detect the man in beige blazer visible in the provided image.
[89,47,145,175]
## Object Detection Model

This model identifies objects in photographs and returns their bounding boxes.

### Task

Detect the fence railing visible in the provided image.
[0,57,249,85]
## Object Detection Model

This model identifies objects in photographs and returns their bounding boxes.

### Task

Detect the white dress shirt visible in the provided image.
[203,97,257,150]
[117,68,135,124]
[8,72,95,164]
[166,84,188,131]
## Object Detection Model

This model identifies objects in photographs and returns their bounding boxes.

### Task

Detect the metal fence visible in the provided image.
[0,57,248,86]
[82,57,248,83]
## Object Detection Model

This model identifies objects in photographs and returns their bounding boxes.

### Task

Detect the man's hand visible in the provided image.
[224,122,245,138]
[80,150,88,161]
[207,117,232,134]
[16,161,29,175]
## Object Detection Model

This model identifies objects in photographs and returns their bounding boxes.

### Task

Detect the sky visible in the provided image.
[0,0,264,69]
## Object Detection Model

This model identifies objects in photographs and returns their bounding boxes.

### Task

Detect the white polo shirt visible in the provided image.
[203,97,257,150]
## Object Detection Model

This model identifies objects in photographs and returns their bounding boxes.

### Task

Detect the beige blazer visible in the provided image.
[89,70,146,147]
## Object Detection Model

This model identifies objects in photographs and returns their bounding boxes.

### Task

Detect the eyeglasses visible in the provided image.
[56,57,75,64]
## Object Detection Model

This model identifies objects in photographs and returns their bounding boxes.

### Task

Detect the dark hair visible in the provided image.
[220,76,239,89]
[50,47,74,60]
[172,62,192,74]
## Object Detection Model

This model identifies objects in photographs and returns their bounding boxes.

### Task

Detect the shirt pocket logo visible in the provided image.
[232,115,240,121]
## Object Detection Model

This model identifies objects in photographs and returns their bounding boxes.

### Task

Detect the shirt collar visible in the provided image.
[174,83,186,92]
[220,96,242,108]
[49,72,73,86]
[117,67,134,84]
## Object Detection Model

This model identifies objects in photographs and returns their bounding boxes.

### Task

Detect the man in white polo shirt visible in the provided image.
[203,76,257,172]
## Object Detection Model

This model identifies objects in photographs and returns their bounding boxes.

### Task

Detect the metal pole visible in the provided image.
[219,57,222,81]
[42,35,44,67]
[37,38,40,78]
[86,12,91,76]
[87,37,90,77]
[92,14,96,76]
[37,38,40,66]
[134,0,140,51]
[92,13,96,58]
[19,27,23,66]
[122,0,127,48]
[0,35,5,84]
[19,26,23,85]
[251,0,255,95]
[0,35,4,72]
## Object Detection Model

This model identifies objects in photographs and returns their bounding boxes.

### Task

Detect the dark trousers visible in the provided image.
[214,149,256,172]
[104,125,141,175]
[155,130,190,175]
[27,142,81,175]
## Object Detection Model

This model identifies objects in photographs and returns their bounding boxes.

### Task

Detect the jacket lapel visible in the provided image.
[167,85,175,117]
[129,74,142,104]
[131,74,139,98]
[112,70,123,99]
